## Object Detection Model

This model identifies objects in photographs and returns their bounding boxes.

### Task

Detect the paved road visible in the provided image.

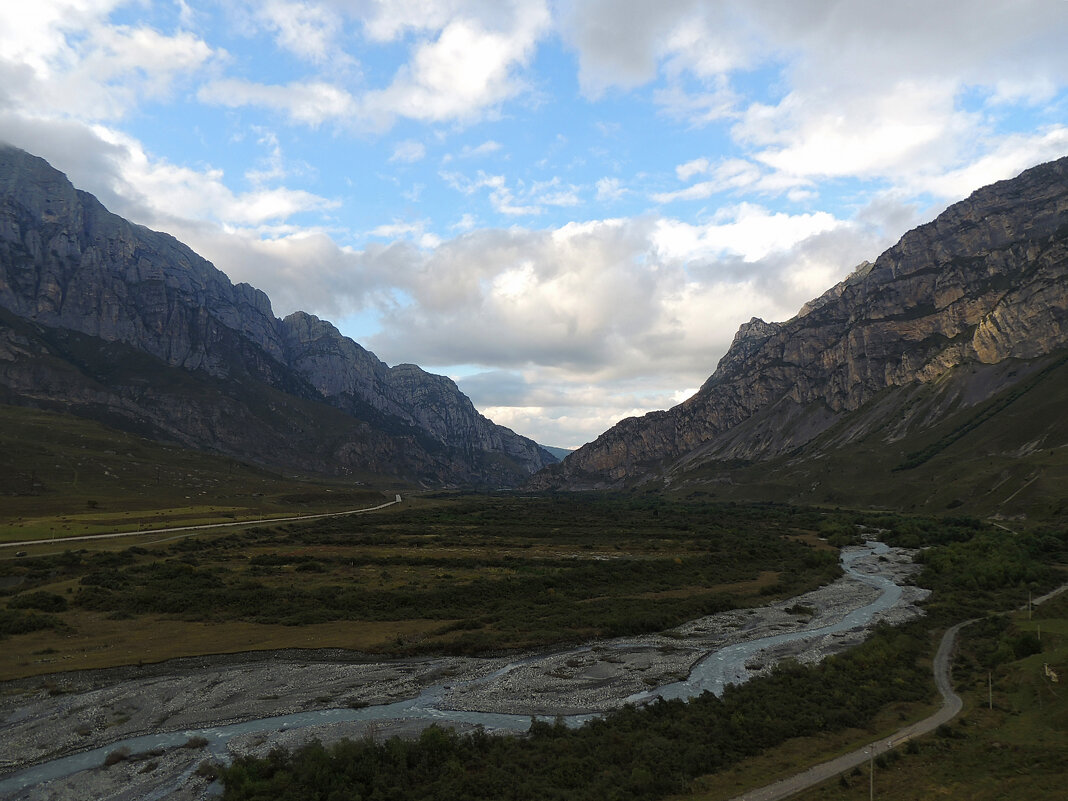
[0,497,401,551]
[728,581,1068,801]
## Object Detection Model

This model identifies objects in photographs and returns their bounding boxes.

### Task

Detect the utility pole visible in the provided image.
[869,745,874,801]
[988,672,993,710]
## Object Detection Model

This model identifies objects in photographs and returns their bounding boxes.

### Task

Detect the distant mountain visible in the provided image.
[540,445,574,461]
[533,157,1068,516]
[0,145,556,486]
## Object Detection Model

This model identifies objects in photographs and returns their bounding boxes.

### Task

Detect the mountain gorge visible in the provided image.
[535,157,1068,515]
[0,145,555,487]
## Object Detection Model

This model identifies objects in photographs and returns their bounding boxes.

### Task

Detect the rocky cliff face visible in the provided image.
[0,145,554,486]
[279,311,552,476]
[536,156,1068,489]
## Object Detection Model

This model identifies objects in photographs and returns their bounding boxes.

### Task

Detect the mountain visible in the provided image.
[533,157,1068,515]
[540,445,574,462]
[0,145,555,486]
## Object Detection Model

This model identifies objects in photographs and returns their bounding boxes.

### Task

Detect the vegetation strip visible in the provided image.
[0,499,400,550]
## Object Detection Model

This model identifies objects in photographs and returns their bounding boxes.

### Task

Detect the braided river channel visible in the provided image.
[0,541,913,798]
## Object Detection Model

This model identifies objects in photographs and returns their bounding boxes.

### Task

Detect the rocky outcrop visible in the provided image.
[536,156,1068,489]
[279,311,552,476]
[0,145,555,486]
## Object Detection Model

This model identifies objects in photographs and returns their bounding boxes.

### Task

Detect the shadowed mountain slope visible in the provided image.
[0,145,555,486]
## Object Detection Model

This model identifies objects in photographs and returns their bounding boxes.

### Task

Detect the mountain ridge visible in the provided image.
[533,156,1068,493]
[0,144,555,486]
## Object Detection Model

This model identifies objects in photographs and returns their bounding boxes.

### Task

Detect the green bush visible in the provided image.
[8,591,68,612]
[0,609,61,638]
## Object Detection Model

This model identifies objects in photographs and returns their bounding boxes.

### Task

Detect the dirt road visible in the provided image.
[728,581,1068,801]
[0,497,400,551]
[726,621,967,801]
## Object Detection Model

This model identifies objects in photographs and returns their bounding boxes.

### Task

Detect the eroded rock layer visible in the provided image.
[536,156,1068,488]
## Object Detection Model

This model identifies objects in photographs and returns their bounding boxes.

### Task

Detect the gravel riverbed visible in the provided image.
[0,545,927,800]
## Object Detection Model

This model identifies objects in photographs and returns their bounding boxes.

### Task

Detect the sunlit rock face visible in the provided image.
[0,145,555,486]
[535,156,1068,489]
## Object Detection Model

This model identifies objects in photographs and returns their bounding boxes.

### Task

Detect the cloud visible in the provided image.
[738,80,969,182]
[0,6,217,121]
[250,0,349,66]
[652,203,840,263]
[361,205,875,382]
[198,78,357,127]
[654,158,807,204]
[557,0,712,96]
[442,139,502,163]
[360,6,549,128]
[561,0,1068,197]
[595,177,626,202]
[905,126,1068,199]
[675,157,710,182]
[390,140,427,163]
[441,170,541,215]
[199,3,551,131]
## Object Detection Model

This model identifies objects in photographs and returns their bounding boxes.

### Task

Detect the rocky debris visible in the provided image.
[534,156,1068,489]
[1,747,217,801]
[0,547,926,800]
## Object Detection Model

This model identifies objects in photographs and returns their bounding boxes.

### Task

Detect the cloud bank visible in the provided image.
[1,1,1066,448]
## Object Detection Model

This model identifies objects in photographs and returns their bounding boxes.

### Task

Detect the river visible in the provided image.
[0,541,913,798]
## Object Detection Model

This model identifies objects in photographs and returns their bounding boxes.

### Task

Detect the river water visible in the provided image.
[0,541,903,796]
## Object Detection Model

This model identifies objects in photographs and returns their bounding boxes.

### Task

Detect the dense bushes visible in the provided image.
[7,591,68,612]
[0,608,61,637]
[216,498,1067,801]
[61,497,841,643]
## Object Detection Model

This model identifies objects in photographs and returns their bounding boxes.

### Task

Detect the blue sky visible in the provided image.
[2,1,1067,448]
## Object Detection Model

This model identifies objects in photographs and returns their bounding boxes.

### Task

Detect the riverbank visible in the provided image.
[0,544,927,800]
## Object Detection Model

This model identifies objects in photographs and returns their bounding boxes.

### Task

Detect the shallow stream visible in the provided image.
[0,541,903,796]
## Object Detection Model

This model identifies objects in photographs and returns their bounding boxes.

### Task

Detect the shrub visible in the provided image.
[0,609,60,637]
[8,591,68,612]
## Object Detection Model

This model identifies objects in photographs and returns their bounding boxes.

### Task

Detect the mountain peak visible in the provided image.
[535,155,1068,490]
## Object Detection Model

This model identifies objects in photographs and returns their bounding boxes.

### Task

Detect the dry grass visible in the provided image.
[3,610,450,678]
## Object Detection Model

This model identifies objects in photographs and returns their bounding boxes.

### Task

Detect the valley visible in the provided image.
[0,534,929,799]
[0,138,1066,801]
[1,491,1064,800]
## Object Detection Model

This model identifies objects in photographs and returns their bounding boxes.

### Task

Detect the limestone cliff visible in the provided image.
[0,145,554,486]
[535,156,1068,489]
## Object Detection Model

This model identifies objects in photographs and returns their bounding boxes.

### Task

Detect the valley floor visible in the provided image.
[0,546,926,801]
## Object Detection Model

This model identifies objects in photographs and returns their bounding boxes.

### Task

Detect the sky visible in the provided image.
[1,2,1067,449]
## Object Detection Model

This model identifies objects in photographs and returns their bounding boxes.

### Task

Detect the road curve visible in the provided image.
[727,580,1068,801]
[0,498,401,551]
[726,621,970,801]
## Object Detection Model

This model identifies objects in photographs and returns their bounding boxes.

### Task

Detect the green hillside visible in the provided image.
[0,404,394,545]
[674,350,1068,527]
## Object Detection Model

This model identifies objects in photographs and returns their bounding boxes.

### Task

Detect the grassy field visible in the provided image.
[0,404,398,544]
[4,398,1065,800]
[0,494,843,678]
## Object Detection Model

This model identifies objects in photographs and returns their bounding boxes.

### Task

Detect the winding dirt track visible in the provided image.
[0,498,400,551]
[725,622,967,801]
[728,582,1068,801]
